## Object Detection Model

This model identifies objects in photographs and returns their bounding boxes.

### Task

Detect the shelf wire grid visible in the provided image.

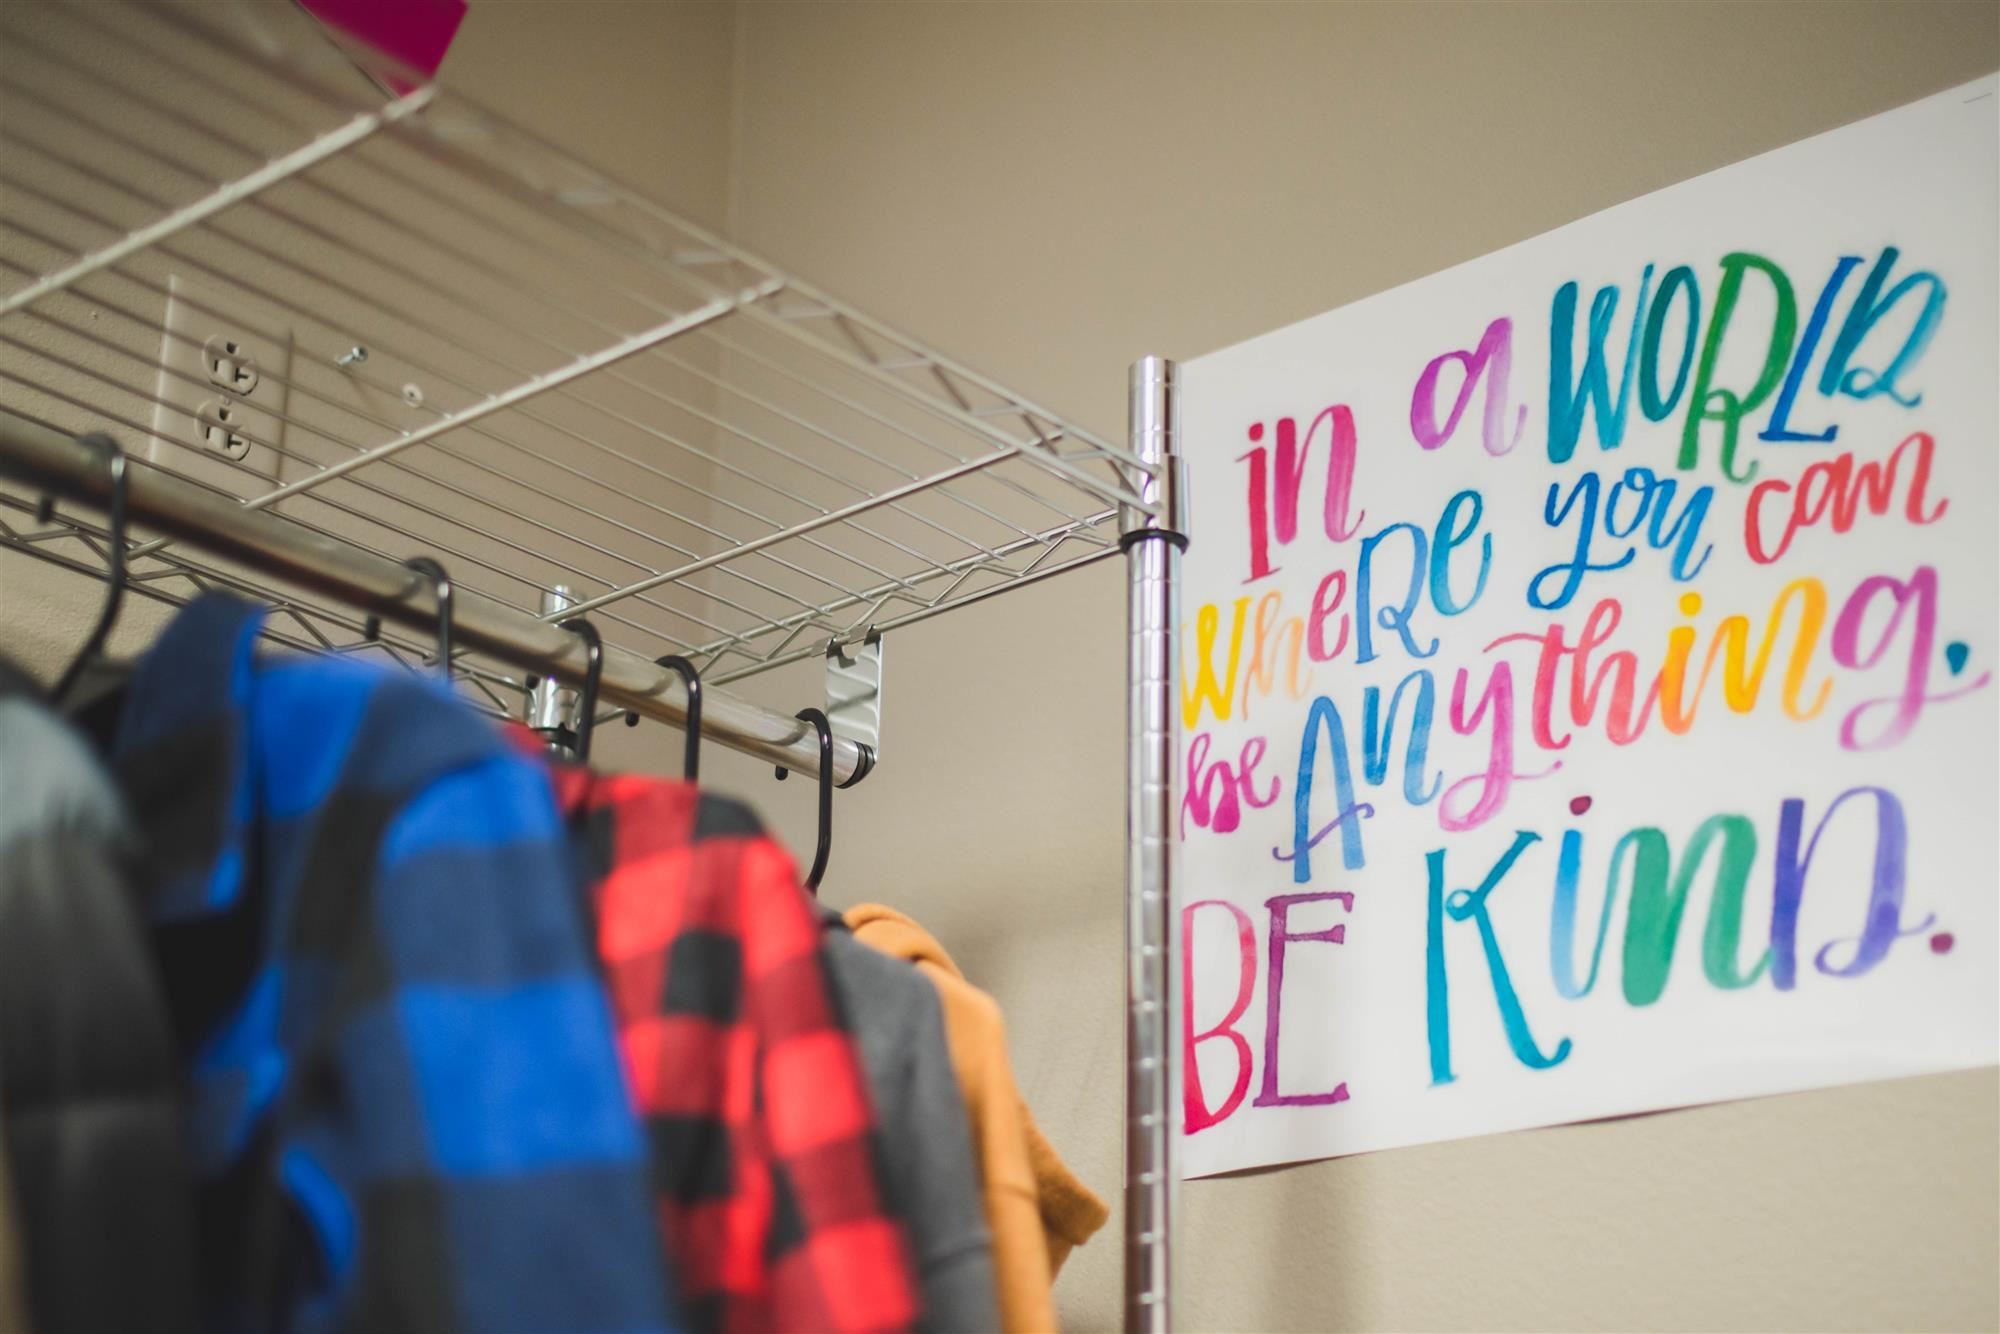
[0,0,1156,698]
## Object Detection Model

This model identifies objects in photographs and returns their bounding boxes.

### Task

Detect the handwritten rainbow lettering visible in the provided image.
[1182,245,1987,1134]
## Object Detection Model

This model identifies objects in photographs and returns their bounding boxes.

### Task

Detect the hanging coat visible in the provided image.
[106,595,680,1334]
[0,658,196,1334]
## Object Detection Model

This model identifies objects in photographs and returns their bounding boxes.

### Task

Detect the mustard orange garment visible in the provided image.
[845,904,1108,1334]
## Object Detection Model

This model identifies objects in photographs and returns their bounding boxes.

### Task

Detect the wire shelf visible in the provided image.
[0,0,1154,701]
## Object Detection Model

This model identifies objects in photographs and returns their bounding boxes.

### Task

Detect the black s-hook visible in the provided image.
[558,617,604,761]
[622,655,703,782]
[774,707,833,892]
[362,556,454,681]
[660,656,708,784]
[51,434,128,703]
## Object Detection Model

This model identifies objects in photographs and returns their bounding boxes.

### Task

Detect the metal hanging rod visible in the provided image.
[0,408,872,785]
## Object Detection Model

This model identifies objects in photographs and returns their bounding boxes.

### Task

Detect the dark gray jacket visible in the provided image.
[0,663,194,1333]
[823,924,999,1333]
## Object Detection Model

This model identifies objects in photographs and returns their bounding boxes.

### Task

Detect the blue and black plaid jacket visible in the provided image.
[112,594,681,1333]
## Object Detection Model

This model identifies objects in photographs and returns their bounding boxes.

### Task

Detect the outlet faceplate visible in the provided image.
[150,275,294,487]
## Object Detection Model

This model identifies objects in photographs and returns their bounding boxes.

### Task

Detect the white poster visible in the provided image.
[1177,77,1998,1178]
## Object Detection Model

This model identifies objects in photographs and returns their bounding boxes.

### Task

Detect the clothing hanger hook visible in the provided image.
[402,556,453,678]
[360,557,454,681]
[51,433,128,702]
[623,656,703,782]
[774,707,833,892]
[557,617,604,762]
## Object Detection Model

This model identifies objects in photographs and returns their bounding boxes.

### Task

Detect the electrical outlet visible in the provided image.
[150,275,294,486]
[193,397,252,458]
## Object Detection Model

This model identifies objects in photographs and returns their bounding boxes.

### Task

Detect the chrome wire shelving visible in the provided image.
[0,0,1154,704]
[0,3,1186,1325]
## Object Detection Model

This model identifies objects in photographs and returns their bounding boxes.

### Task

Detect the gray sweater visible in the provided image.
[822,925,999,1333]
[0,664,195,1332]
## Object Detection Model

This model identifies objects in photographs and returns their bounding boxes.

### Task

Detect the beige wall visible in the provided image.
[5,2,1996,1331]
[446,0,734,229]
[717,4,2000,1332]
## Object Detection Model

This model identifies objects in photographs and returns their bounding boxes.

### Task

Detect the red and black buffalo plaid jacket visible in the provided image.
[529,741,919,1333]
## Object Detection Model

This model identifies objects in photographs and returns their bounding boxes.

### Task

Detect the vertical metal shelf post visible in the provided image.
[528,584,577,744]
[1121,355,1186,1333]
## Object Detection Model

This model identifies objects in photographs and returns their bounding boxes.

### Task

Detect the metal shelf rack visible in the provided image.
[0,0,1186,1325]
